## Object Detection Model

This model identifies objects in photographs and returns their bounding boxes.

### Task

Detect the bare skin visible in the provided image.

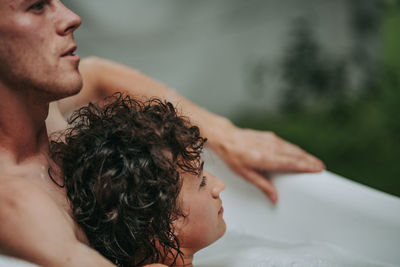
[170,170,226,267]
[0,0,323,265]
[0,0,163,266]
[52,57,325,204]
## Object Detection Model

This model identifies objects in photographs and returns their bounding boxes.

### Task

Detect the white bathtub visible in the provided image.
[1,151,400,266]
[194,151,400,266]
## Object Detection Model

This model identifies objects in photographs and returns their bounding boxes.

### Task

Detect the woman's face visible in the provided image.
[174,168,226,254]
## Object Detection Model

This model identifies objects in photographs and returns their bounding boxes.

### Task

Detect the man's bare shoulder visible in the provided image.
[0,177,116,266]
[0,176,73,233]
[0,177,76,263]
[0,177,59,215]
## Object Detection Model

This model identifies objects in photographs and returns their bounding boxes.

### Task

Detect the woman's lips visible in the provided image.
[218,206,224,215]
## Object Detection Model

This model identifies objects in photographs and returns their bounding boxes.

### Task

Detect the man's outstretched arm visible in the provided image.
[55,57,325,203]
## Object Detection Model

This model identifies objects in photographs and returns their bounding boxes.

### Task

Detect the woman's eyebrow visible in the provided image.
[198,161,205,177]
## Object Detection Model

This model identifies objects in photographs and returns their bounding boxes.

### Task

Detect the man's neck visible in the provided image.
[0,85,50,163]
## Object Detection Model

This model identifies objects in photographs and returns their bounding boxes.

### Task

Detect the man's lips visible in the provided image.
[61,46,77,57]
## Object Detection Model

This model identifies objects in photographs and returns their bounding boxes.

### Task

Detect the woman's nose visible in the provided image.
[212,176,226,198]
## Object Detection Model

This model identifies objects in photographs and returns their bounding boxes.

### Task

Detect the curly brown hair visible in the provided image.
[50,93,206,266]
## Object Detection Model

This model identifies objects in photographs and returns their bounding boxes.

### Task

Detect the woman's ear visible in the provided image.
[172,216,185,237]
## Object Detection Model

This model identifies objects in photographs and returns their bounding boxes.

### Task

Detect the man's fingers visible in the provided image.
[266,137,326,171]
[276,136,324,162]
[240,168,278,204]
[262,153,324,173]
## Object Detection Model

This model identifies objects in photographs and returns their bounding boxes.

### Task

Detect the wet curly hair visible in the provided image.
[50,93,206,266]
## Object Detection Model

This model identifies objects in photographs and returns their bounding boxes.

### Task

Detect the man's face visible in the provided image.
[0,0,82,101]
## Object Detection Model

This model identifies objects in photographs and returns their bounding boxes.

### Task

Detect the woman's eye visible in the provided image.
[200,176,207,188]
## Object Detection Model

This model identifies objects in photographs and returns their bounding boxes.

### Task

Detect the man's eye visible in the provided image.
[28,1,46,11]
[200,176,207,188]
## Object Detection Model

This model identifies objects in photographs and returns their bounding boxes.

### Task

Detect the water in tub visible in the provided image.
[194,230,397,267]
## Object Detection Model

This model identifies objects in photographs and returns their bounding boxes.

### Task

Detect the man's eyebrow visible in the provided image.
[20,0,34,6]
[23,0,38,4]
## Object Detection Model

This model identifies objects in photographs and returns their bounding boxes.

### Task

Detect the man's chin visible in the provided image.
[60,73,83,95]
[45,79,83,102]
[57,85,82,99]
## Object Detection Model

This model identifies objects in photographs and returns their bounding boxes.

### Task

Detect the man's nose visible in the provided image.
[56,1,82,36]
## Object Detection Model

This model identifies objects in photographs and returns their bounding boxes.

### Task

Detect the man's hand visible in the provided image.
[210,124,325,203]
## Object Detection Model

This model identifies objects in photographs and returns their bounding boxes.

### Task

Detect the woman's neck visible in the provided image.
[163,248,194,267]
[176,255,193,267]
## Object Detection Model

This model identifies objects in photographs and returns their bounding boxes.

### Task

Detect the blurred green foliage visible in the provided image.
[235,1,400,197]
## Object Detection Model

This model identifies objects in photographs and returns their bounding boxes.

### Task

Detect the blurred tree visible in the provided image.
[281,18,347,112]
[235,0,400,197]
